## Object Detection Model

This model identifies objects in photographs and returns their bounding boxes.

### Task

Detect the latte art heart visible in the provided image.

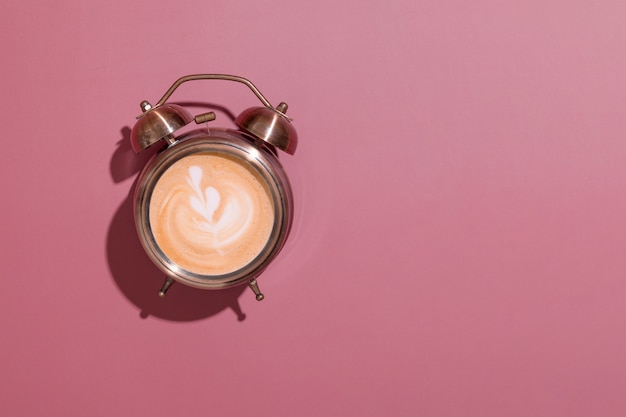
[149,152,275,275]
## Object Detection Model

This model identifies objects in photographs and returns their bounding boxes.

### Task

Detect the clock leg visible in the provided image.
[248,278,265,301]
[158,277,175,297]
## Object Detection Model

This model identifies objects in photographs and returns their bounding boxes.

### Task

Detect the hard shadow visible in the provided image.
[110,126,155,184]
[106,123,248,322]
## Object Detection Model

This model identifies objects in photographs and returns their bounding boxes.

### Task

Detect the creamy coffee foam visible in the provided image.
[149,152,274,275]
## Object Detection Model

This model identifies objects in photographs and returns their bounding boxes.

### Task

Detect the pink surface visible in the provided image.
[2,1,626,416]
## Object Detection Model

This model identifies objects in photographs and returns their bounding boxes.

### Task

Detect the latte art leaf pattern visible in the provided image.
[187,165,221,226]
[185,165,254,255]
[149,153,274,276]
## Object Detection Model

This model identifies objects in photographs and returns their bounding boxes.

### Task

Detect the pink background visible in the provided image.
[2,1,626,416]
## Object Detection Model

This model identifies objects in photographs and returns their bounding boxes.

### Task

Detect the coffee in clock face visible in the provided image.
[149,152,275,276]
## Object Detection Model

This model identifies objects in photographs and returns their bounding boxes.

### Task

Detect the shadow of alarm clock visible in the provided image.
[129,74,298,301]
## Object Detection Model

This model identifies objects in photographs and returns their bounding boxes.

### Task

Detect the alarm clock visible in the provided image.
[129,74,297,301]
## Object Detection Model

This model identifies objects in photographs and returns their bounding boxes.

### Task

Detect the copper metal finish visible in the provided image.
[235,104,298,154]
[248,279,265,301]
[130,74,297,300]
[130,103,193,152]
[158,277,175,297]
[133,129,294,292]
[132,74,297,154]
[154,74,274,109]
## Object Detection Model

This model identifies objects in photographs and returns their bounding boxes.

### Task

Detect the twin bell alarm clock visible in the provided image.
[129,74,297,301]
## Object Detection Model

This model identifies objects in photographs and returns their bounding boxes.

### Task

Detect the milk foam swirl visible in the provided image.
[186,165,254,253]
[149,153,274,275]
